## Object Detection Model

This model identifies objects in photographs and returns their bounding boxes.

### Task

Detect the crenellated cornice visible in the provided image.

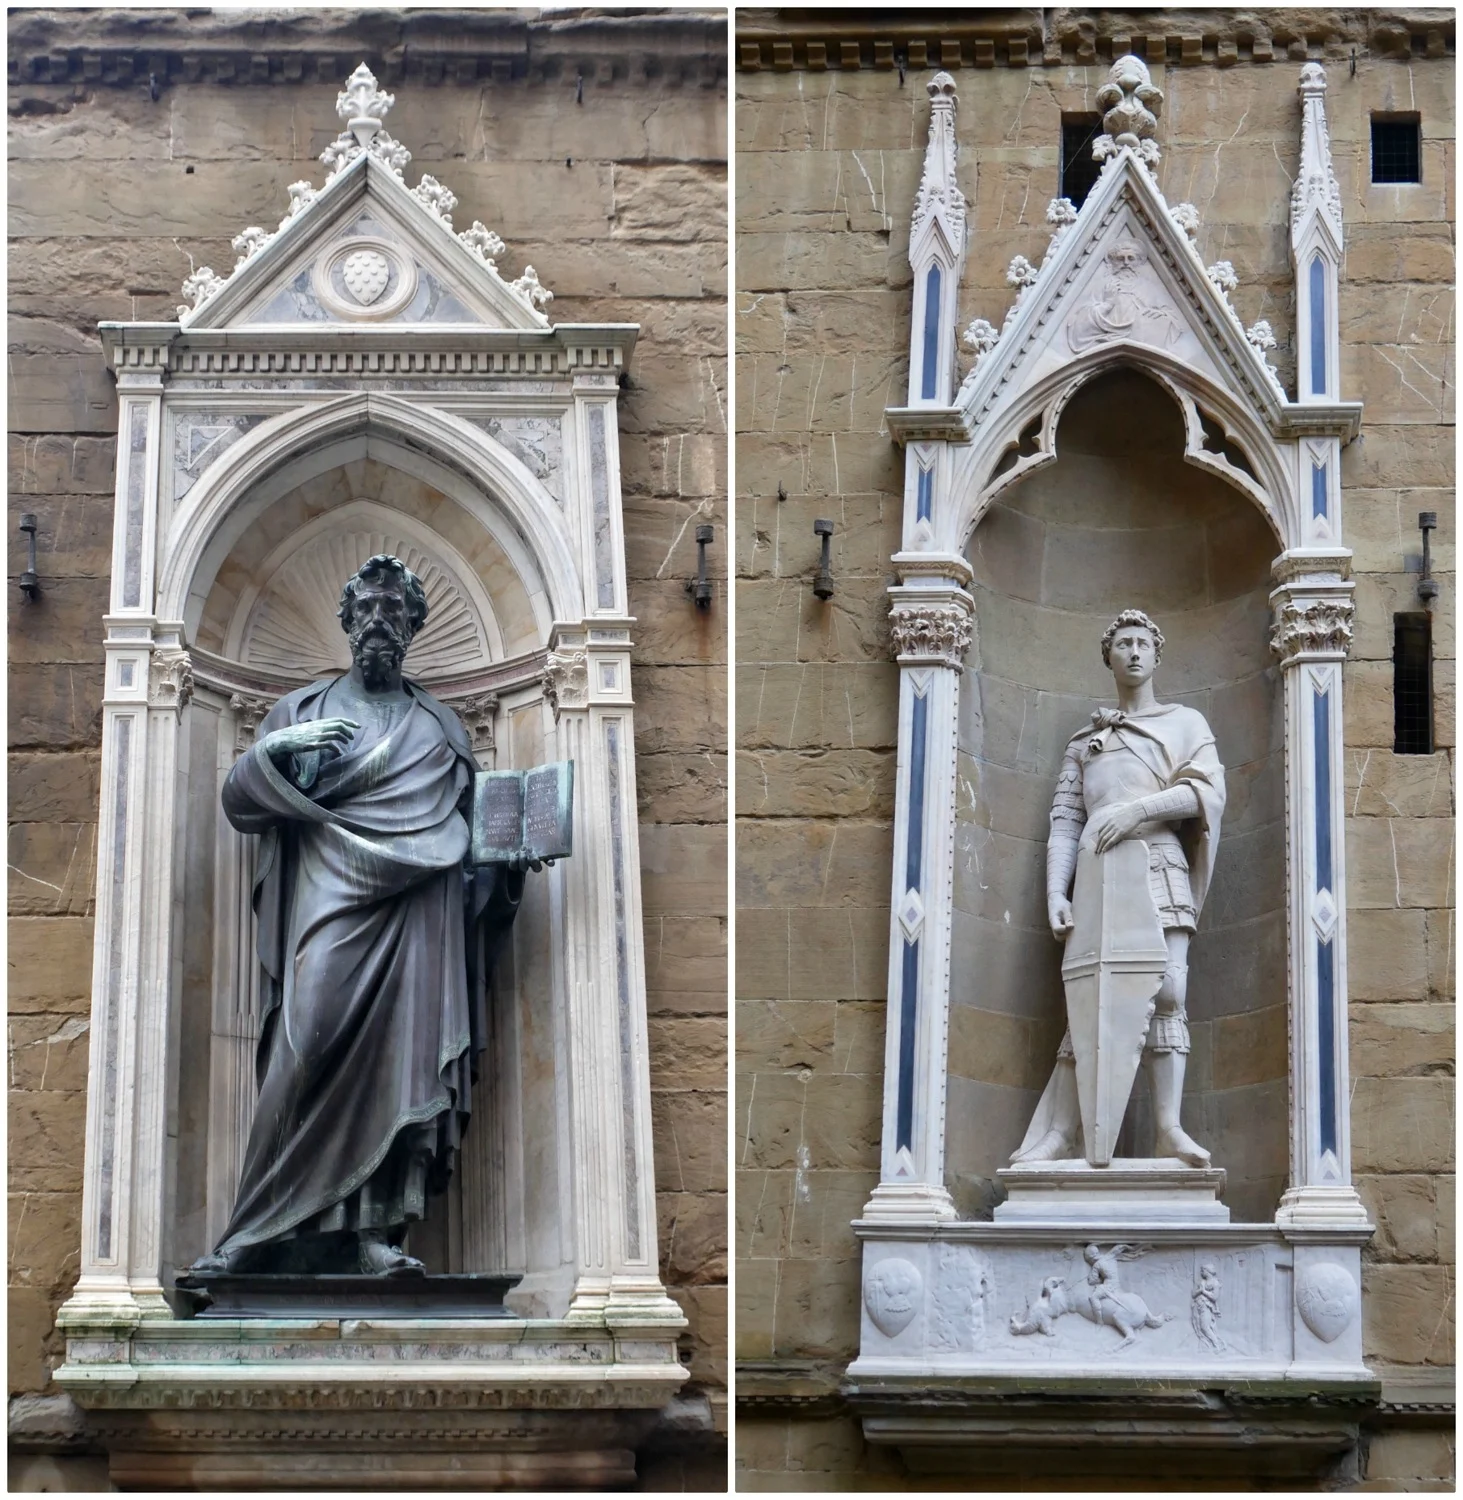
[737,8,1454,72]
[9,8,727,91]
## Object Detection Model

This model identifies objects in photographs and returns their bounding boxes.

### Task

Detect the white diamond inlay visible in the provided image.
[898,888,925,943]
[1312,887,1337,942]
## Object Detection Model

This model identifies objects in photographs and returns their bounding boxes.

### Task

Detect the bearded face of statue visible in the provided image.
[345,577,413,689]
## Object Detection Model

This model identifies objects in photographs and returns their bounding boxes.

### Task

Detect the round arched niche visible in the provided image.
[194,454,544,675]
[948,367,1287,1225]
[172,450,566,1296]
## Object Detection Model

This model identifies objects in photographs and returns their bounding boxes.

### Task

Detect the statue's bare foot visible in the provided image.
[1012,1128,1076,1164]
[1156,1126,1210,1168]
[358,1232,426,1277]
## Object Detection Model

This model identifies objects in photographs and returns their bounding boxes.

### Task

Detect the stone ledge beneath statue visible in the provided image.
[54,1318,688,1490]
[995,1159,1231,1225]
[56,1316,686,1401]
[844,1378,1380,1480]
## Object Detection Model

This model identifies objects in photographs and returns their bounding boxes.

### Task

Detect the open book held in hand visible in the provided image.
[470,760,574,867]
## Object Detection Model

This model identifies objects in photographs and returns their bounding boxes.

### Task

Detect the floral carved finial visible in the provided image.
[510,265,554,317]
[1169,202,1200,241]
[231,225,274,269]
[178,266,226,318]
[320,61,412,180]
[460,221,507,270]
[1292,61,1343,249]
[411,175,458,229]
[1093,54,1164,167]
[910,70,967,266]
[337,62,395,131]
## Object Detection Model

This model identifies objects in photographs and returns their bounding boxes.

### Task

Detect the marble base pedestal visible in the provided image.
[55,1311,686,1491]
[848,1204,1375,1477]
[995,1159,1230,1225]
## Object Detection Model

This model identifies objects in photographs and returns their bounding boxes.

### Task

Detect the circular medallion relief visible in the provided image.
[313,236,418,321]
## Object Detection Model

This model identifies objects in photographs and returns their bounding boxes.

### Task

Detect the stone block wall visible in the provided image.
[735,10,1452,1489]
[7,9,728,1483]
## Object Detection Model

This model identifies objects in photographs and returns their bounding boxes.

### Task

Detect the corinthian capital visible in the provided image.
[543,649,588,720]
[147,648,194,713]
[1270,598,1355,665]
[889,601,973,668]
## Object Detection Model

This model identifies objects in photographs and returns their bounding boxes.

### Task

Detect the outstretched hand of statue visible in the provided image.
[259,717,360,767]
[1087,799,1146,854]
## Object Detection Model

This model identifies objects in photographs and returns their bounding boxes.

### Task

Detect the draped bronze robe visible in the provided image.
[213,677,507,1260]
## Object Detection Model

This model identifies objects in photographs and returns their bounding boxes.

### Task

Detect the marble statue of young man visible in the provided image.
[1012,609,1225,1169]
[189,554,524,1278]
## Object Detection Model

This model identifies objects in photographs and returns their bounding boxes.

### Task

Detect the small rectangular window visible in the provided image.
[1372,115,1421,183]
[1060,114,1103,208]
[1393,612,1434,754]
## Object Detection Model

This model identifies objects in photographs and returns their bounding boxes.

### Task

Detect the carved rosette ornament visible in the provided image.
[542,649,589,720]
[889,602,974,667]
[149,649,195,713]
[1269,599,1355,665]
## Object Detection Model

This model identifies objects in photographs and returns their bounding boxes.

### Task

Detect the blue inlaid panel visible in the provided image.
[605,720,643,1259]
[1309,256,1327,396]
[896,940,920,1152]
[1314,689,1333,892]
[97,717,132,1259]
[916,466,933,524]
[1317,938,1337,1156]
[1312,460,1328,520]
[921,265,942,401]
[905,692,929,891]
[895,690,930,1154]
[1313,684,1338,1159]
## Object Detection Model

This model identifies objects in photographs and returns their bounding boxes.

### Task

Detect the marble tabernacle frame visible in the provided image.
[53,65,685,1489]
[849,59,1376,1469]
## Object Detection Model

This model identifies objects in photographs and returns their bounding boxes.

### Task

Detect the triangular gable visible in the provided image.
[959,145,1286,435]
[176,63,552,335]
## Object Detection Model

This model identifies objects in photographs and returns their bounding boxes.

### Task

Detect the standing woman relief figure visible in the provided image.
[1014,610,1226,1169]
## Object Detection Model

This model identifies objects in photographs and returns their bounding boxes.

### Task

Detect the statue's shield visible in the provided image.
[1061,840,1168,1166]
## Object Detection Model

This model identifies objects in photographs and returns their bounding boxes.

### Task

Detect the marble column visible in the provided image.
[862,556,973,1225]
[1270,554,1369,1229]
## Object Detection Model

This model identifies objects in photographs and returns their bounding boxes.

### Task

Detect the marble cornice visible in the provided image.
[737,8,1455,72]
[8,8,727,90]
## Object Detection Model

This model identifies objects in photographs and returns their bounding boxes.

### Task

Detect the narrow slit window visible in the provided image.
[1372,114,1422,183]
[1393,612,1435,754]
[1060,114,1103,208]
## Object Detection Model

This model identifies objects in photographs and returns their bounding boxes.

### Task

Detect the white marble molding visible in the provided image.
[853,59,1373,1441]
[55,64,684,1477]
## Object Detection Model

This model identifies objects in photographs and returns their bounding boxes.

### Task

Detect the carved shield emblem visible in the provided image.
[341,249,391,306]
[864,1257,922,1338]
[1296,1261,1358,1343]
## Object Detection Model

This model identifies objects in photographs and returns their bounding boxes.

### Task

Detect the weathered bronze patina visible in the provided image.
[187,554,529,1279]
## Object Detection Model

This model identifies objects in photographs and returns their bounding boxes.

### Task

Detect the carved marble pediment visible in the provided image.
[178,64,551,335]
[958,141,1286,436]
